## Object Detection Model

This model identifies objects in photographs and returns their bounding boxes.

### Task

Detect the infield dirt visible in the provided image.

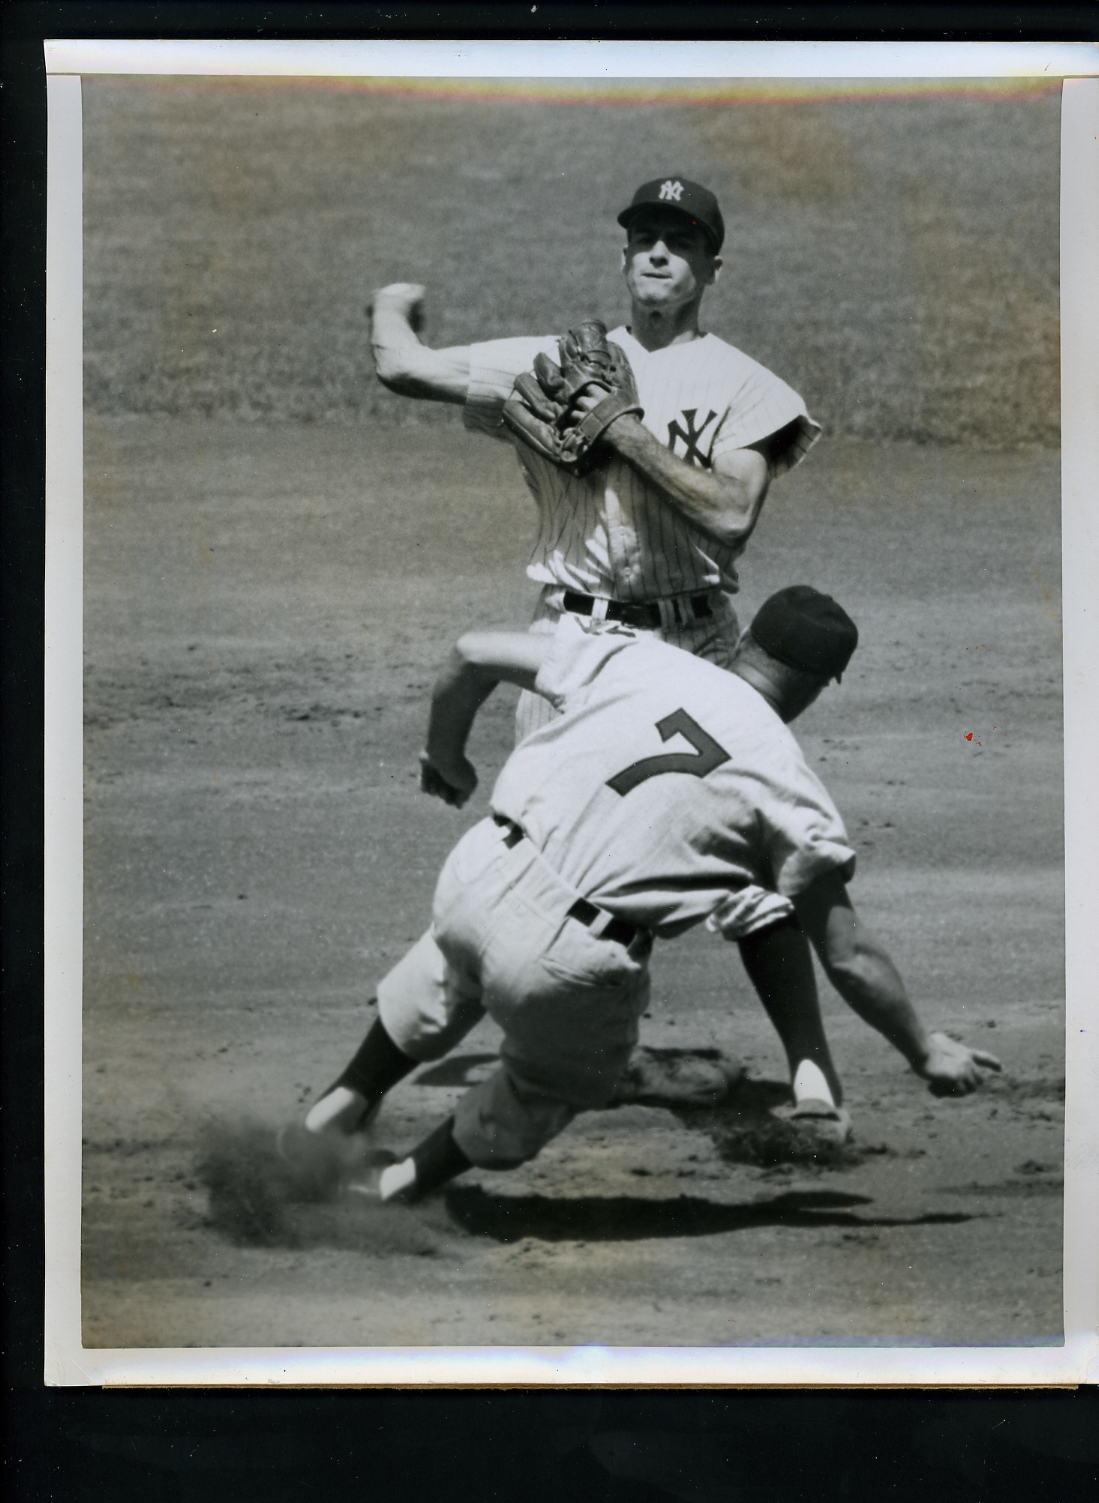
[80,420,1063,1350]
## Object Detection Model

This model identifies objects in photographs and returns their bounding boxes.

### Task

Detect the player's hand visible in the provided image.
[568,385,642,449]
[419,751,477,808]
[916,1030,1002,1096]
[369,283,426,332]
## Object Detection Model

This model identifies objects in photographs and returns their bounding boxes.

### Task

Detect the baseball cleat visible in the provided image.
[773,1098,853,1145]
[342,1148,401,1203]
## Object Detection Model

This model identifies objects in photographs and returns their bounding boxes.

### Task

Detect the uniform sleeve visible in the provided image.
[462,335,559,440]
[706,885,797,941]
[758,763,857,897]
[710,364,822,478]
[533,616,643,712]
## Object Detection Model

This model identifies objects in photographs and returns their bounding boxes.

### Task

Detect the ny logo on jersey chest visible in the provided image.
[667,408,718,466]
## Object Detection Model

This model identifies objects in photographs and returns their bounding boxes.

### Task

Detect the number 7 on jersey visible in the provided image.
[606,708,730,797]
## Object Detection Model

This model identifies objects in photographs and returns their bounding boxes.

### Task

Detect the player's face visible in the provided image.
[622,213,721,311]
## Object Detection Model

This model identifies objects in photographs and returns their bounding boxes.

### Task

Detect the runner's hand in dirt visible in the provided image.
[419,751,477,808]
[916,1030,1002,1096]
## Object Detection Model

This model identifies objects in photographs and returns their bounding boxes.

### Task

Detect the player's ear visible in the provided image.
[709,255,723,285]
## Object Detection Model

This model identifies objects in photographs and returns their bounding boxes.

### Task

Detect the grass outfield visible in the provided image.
[82,77,1060,447]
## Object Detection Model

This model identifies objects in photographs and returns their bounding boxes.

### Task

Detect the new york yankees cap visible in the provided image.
[750,586,859,682]
[617,176,725,252]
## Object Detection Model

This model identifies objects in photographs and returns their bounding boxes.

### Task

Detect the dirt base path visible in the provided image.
[79,418,1064,1351]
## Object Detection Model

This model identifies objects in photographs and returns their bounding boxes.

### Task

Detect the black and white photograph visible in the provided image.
[43,40,1098,1383]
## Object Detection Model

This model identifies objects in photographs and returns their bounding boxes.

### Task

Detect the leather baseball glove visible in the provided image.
[502,320,643,475]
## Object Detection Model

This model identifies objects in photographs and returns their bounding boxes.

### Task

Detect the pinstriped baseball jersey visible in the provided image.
[464,328,820,601]
[491,616,856,939]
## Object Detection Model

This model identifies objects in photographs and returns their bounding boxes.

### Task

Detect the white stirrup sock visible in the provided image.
[792,1059,837,1110]
[378,1158,417,1202]
[304,1085,368,1134]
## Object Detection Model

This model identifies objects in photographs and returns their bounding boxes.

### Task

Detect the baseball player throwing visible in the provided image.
[369,174,819,738]
[287,588,1000,1204]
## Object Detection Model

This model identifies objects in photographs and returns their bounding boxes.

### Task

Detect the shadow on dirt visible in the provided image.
[193,1109,973,1255]
[417,1053,880,1171]
[442,1185,976,1244]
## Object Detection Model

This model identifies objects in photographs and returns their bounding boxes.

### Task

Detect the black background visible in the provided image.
[3,4,1097,1499]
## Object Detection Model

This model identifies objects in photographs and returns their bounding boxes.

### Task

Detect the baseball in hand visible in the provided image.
[370,282,426,331]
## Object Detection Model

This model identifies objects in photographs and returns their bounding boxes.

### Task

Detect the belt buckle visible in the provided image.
[587,907,616,939]
[569,896,616,939]
[670,592,710,627]
[622,601,659,631]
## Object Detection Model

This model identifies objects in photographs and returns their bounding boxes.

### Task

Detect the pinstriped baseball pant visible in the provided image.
[514,584,741,740]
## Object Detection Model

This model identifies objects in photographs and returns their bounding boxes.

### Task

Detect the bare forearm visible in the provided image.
[821,943,931,1071]
[823,941,1005,1094]
[424,649,499,768]
[796,874,1002,1096]
[603,414,767,547]
[424,630,545,768]
[795,879,928,1069]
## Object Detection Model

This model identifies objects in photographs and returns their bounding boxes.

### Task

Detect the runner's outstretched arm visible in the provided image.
[794,871,1002,1096]
[419,631,551,806]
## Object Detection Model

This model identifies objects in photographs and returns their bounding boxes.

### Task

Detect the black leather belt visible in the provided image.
[562,589,713,631]
[566,895,644,949]
[492,814,645,948]
[494,813,526,848]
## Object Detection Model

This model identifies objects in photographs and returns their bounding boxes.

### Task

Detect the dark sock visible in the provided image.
[407,1116,472,1198]
[327,1013,418,1105]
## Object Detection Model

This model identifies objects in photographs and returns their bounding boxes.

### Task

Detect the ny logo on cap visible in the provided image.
[658,179,685,203]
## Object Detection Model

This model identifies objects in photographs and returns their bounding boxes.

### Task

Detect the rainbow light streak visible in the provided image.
[125,75,1063,107]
